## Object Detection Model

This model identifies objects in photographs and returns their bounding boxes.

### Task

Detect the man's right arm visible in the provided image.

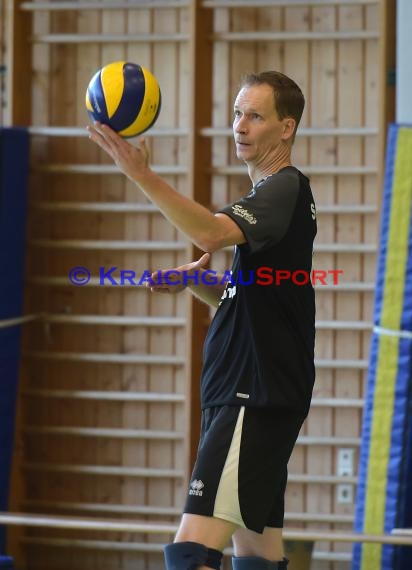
[186,269,226,308]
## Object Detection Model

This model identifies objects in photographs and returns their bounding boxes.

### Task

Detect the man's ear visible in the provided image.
[281,118,296,142]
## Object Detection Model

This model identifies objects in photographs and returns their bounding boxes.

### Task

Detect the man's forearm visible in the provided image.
[187,270,226,308]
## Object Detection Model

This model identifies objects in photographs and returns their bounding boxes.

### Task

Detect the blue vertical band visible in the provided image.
[0,128,29,556]
[353,124,412,569]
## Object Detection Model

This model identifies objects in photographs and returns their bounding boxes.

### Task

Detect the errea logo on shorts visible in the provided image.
[189,479,204,496]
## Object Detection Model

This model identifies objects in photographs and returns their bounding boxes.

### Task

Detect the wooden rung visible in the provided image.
[51,318,366,330]
[286,513,353,524]
[30,201,159,212]
[304,164,377,174]
[23,465,184,478]
[29,239,187,251]
[315,552,351,562]
[21,537,166,552]
[32,31,379,45]
[315,243,376,253]
[20,0,379,9]
[316,204,377,214]
[31,201,159,212]
[315,320,372,330]
[23,427,357,445]
[20,465,357,483]
[28,276,125,286]
[35,163,376,176]
[285,529,412,546]
[0,512,177,533]
[311,398,364,408]
[24,427,184,440]
[28,276,147,287]
[23,352,366,369]
[30,201,378,215]
[30,126,89,137]
[28,126,187,137]
[29,239,374,253]
[204,0,378,7]
[27,276,375,291]
[297,436,360,446]
[315,359,368,369]
[12,538,377,562]
[20,472,354,486]
[36,164,187,175]
[24,352,185,365]
[27,126,378,138]
[23,501,181,517]
[0,314,38,329]
[11,534,411,557]
[315,282,374,291]
[43,315,186,326]
[12,538,364,561]
[213,31,378,42]
[213,165,377,176]
[32,30,378,45]
[201,126,378,137]
[289,474,357,484]
[21,500,353,524]
[21,389,185,402]
[21,0,188,9]
[2,513,412,546]
[392,529,412,536]
[32,33,189,43]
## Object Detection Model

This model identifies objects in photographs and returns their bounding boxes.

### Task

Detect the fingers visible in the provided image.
[89,121,118,140]
[87,123,148,177]
[145,278,170,289]
[86,124,120,160]
[149,270,170,286]
[148,287,171,294]
[145,279,170,293]
[146,280,180,294]
[148,254,211,285]
[87,122,123,151]
[87,124,113,155]
[136,136,150,165]
[195,253,210,268]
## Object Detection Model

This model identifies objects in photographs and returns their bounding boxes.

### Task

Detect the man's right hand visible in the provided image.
[147,253,210,294]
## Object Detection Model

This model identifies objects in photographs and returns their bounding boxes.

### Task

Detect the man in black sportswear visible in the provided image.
[88,71,317,570]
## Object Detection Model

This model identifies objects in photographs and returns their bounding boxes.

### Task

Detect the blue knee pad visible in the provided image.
[232,556,288,569]
[164,541,223,570]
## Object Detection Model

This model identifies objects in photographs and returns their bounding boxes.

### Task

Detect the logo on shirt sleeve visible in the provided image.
[189,479,204,496]
[232,204,257,225]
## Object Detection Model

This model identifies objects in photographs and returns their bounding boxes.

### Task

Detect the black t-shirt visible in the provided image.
[200,166,317,415]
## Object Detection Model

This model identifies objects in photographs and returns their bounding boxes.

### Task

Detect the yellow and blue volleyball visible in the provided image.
[85,61,161,138]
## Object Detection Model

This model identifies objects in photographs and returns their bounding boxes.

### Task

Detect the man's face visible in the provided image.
[233,83,292,164]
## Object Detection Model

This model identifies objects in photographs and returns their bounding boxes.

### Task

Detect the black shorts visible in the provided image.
[183,405,305,533]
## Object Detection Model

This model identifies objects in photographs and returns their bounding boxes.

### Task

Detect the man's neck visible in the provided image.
[247,145,292,186]
[248,161,292,186]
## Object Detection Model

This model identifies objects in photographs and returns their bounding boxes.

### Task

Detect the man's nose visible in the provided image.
[235,117,248,134]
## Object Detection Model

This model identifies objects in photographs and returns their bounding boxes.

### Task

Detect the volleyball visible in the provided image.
[85,61,161,138]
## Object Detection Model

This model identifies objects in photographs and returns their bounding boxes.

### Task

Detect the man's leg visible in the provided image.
[232,526,284,559]
[164,406,243,569]
[164,513,238,570]
[231,527,288,569]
